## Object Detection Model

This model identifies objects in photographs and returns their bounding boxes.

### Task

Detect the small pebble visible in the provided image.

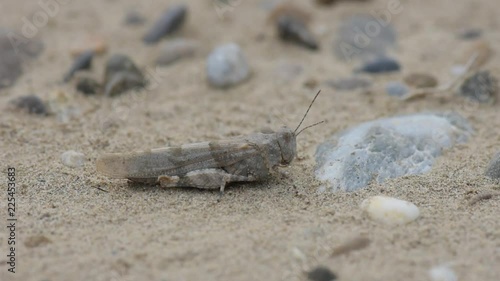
[404,73,438,88]
[307,266,337,281]
[276,14,319,50]
[10,95,48,115]
[156,39,198,65]
[76,77,101,95]
[325,76,372,91]
[458,70,498,103]
[104,54,146,96]
[104,71,145,97]
[206,43,251,88]
[304,78,319,89]
[143,4,187,44]
[357,57,401,74]
[485,152,500,179]
[457,28,482,40]
[63,50,93,82]
[124,10,145,25]
[361,196,420,225]
[429,264,457,281]
[60,150,86,168]
[386,81,409,98]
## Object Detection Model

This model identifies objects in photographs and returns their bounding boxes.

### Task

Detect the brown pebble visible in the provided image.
[25,235,51,248]
[404,73,438,88]
[331,236,371,257]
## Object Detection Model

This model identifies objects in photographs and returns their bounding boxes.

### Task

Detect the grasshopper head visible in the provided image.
[276,127,297,165]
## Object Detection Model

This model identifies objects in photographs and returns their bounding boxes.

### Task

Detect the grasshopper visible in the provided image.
[96,91,322,192]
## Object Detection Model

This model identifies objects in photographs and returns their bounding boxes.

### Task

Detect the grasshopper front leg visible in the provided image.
[158,168,256,193]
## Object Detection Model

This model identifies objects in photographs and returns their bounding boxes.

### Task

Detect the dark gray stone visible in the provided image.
[63,50,93,82]
[10,95,47,115]
[143,4,187,44]
[357,56,401,74]
[277,15,318,50]
[458,71,498,103]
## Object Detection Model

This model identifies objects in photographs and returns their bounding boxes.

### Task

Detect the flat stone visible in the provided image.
[315,113,472,192]
[206,43,250,88]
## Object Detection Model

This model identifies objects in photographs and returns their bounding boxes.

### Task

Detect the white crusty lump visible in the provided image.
[429,264,458,281]
[60,150,86,168]
[361,196,420,225]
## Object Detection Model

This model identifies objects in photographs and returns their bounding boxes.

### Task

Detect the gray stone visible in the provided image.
[315,113,472,192]
[485,152,500,179]
[103,54,146,96]
[206,43,250,88]
[276,14,319,50]
[386,81,409,98]
[0,29,44,89]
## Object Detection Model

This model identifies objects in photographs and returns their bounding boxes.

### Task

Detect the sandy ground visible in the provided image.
[1,0,500,280]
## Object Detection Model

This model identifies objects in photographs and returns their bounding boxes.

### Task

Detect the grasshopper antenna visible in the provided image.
[296,120,325,136]
[294,90,321,135]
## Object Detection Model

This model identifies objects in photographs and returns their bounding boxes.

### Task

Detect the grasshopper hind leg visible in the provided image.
[158,168,256,193]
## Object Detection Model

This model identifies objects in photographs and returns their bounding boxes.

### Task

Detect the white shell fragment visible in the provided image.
[429,264,458,281]
[61,150,86,168]
[361,196,420,225]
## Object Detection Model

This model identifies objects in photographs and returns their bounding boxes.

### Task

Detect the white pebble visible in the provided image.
[206,43,250,88]
[60,150,86,168]
[429,264,457,281]
[361,196,419,225]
